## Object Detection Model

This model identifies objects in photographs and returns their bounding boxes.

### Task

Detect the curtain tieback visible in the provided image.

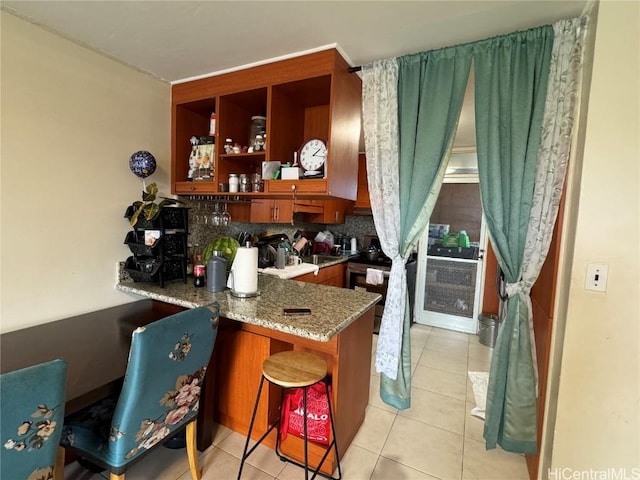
[505,281,531,297]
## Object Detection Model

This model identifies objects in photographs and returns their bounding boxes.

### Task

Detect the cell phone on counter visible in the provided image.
[283,308,311,316]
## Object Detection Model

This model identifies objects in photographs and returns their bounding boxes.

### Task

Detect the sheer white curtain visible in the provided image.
[361,59,406,380]
[522,15,586,389]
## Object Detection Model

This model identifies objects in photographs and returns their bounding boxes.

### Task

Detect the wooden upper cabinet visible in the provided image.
[171,49,362,201]
[249,199,294,224]
[354,152,371,209]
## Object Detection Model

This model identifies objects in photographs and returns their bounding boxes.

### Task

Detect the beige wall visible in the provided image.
[545,0,640,474]
[0,12,171,333]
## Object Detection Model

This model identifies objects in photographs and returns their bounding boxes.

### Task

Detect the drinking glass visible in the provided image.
[193,199,202,225]
[221,202,231,226]
[200,200,210,225]
[211,202,222,226]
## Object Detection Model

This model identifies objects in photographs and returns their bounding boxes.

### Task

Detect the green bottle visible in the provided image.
[458,230,470,248]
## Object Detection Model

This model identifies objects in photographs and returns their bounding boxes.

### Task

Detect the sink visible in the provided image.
[302,254,338,266]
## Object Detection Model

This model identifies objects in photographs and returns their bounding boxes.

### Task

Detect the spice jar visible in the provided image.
[228,173,239,193]
[251,173,262,192]
[224,138,233,154]
[239,174,251,192]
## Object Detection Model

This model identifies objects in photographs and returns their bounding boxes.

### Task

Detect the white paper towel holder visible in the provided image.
[230,289,261,298]
[227,243,260,298]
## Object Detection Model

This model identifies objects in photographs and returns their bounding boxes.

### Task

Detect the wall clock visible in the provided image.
[299,139,327,177]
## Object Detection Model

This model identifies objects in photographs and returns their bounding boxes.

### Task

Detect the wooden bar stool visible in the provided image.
[237,350,341,480]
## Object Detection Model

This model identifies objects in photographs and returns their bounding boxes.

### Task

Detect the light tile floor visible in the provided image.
[64,325,529,480]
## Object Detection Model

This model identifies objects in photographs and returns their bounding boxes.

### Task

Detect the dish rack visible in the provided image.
[123,206,189,287]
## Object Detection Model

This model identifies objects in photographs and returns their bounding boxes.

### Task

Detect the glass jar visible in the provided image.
[224,138,233,154]
[239,173,251,192]
[254,135,264,152]
[248,116,266,151]
[228,173,239,193]
[251,173,262,192]
[250,173,262,192]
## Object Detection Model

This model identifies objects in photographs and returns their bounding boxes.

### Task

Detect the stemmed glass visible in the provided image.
[221,201,231,226]
[192,196,204,225]
[211,202,222,226]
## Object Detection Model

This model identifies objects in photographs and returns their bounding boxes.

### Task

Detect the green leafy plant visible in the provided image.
[129,183,179,227]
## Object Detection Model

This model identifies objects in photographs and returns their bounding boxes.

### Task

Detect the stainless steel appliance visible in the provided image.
[346,237,417,333]
[255,233,290,268]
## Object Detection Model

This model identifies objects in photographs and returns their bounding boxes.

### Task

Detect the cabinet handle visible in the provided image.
[275,205,279,220]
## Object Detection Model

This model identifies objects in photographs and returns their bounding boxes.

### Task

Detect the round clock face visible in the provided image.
[299,139,327,174]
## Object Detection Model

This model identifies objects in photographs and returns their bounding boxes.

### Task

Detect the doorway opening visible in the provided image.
[414,159,488,334]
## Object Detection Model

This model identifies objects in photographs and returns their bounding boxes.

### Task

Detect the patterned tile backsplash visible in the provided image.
[182,199,377,251]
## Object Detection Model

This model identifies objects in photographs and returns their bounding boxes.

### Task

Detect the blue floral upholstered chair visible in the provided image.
[1,358,68,480]
[60,305,219,480]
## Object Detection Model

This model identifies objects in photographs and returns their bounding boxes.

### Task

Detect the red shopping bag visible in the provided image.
[280,382,331,445]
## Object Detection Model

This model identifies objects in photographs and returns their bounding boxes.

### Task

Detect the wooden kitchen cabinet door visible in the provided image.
[296,263,346,288]
[249,199,293,223]
[213,328,271,434]
[322,198,352,224]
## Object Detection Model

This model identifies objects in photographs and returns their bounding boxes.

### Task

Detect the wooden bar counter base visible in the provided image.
[117,273,381,475]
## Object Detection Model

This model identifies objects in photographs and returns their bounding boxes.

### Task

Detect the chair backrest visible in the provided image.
[1,358,67,480]
[107,305,218,467]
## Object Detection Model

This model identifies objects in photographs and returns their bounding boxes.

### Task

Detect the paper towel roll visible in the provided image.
[229,246,258,294]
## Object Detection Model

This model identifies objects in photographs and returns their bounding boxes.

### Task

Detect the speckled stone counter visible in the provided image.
[116,272,381,342]
[118,266,379,473]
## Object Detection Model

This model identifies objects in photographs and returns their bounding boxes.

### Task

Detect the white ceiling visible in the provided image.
[2,0,588,148]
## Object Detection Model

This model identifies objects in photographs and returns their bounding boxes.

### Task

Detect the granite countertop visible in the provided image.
[116,272,381,343]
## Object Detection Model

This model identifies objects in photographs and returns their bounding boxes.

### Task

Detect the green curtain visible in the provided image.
[379,47,472,408]
[397,49,473,254]
[473,26,554,453]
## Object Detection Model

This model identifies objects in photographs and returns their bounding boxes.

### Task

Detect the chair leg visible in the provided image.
[186,420,202,480]
[54,446,65,480]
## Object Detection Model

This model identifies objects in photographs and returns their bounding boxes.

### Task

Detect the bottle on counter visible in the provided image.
[194,254,205,288]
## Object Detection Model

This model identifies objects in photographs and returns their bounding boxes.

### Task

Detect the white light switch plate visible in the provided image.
[585,263,608,292]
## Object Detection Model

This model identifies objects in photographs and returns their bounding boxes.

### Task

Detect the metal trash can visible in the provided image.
[478,313,500,348]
